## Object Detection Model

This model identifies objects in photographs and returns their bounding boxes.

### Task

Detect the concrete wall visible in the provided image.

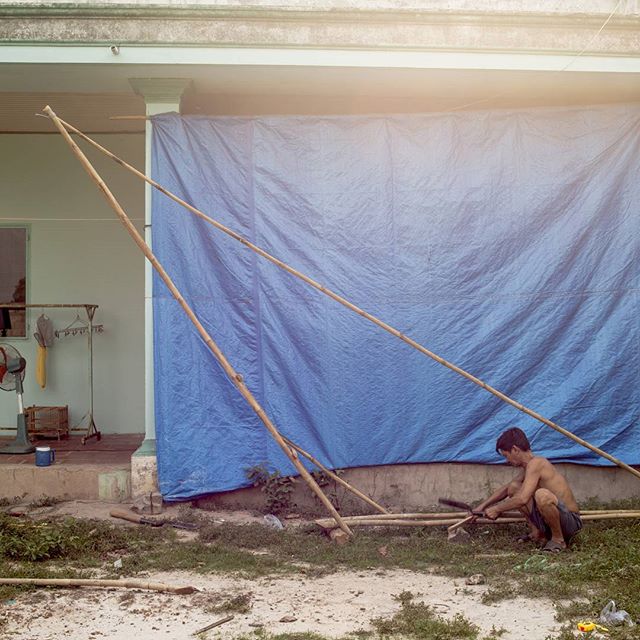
[0,133,145,435]
[199,462,640,514]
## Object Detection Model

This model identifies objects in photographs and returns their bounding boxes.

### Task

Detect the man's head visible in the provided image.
[496,427,531,466]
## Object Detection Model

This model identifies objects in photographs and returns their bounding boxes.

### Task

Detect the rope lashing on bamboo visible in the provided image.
[43,105,352,538]
[45,112,640,483]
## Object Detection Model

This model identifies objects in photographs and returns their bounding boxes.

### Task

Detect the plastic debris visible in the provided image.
[263,514,284,530]
[599,600,634,627]
[577,621,608,633]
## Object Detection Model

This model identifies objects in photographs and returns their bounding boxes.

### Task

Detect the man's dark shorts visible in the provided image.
[529,499,582,541]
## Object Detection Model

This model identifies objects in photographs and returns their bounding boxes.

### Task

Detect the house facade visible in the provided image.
[1,1,639,503]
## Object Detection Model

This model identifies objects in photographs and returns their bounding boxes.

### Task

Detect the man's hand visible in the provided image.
[485,506,500,520]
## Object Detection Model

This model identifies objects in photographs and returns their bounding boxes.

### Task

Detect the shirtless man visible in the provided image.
[473,427,582,552]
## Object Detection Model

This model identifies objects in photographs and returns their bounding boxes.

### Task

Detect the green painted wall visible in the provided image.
[0,133,145,435]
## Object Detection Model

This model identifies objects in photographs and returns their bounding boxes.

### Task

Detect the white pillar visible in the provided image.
[129,78,191,504]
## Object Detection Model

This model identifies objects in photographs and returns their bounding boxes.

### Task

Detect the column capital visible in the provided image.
[129,77,192,105]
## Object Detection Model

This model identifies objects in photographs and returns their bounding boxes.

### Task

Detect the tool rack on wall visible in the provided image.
[0,303,102,444]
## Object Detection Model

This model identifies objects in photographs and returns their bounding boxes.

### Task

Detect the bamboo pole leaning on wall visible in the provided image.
[43,105,352,538]
[46,114,640,483]
[280,435,389,515]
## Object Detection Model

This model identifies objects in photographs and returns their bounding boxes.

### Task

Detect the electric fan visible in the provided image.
[0,344,35,454]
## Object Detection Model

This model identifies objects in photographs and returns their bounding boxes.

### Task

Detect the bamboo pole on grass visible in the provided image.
[43,105,352,538]
[45,114,640,484]
[281,435,389,514]
[0,578,195,594]
[316,511,523,523]
[315,510,640,529]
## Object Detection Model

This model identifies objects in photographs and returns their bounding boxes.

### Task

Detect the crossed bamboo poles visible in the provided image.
[44,106,640,536]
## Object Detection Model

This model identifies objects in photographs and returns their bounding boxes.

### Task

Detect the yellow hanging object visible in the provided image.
[36,344,47,389]
[577,621,609,633]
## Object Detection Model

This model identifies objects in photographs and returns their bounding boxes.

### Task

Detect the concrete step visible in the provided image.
[0,434,142,502]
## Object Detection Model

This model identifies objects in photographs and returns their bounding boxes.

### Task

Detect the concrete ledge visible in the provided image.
[199,462,640,513]
[0,464,132,502]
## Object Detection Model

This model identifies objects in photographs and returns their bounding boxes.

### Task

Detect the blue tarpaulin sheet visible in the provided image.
[152,104,640,500]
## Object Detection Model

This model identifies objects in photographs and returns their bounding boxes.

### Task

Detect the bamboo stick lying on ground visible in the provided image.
[45,113,640,484]
[0,578,196,594]
[193,615,234,635]
[317,517,526,528]
[44,105,352,539]
[315,511,523,521]
[315,510,640,529]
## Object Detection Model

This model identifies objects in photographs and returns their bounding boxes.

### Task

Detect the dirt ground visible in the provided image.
[1,501,560,639]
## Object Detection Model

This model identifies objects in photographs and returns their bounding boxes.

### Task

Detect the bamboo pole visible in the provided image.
[281,435,389,514]
[316,511,640,529]
[43,105,352,539]
[315,511,522,524]
[318,517,527,528]
[47,114,640,483]
[0,578,195,594]
[315,509,631,524]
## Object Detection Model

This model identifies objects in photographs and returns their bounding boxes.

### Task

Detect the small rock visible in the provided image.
[378,545,388,557]
[465,574,485,585]
[248,622,264,628]
[279,616,297,623]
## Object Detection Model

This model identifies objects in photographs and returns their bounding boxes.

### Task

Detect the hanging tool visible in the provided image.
[109,508,199,530]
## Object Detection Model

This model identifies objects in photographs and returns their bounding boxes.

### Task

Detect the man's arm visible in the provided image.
[474,470,525,513]
[485,460,542,518]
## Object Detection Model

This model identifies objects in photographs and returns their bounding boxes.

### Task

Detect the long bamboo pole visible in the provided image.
[47,114,640,483]
[315,511,523,522]
[0,578,195,594]
[281,435,389,514]
[316,511,640,529]
[315,509,631,523]
[43,105,352,538]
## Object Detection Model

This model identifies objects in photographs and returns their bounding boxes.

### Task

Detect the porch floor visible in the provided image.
[0,433,143,466]
[0,433,143,501]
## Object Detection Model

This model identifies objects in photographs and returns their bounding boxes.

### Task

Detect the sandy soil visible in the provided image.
[1,502,561,639]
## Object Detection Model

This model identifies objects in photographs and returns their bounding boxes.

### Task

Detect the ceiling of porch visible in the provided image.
[2,63,639,133]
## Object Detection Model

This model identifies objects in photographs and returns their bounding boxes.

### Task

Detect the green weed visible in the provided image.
[28,495,61,509]
[371,599,479,638]
[246,464,297,514]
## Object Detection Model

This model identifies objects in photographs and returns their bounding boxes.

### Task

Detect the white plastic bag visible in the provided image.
[599,600,634,627]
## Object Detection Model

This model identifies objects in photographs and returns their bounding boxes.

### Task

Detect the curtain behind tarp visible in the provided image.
[152,104,640,500]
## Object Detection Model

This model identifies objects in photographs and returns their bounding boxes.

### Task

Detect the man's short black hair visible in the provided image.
[496,427,531,454]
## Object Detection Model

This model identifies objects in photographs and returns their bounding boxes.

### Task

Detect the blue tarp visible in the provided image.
[152,104,640,500]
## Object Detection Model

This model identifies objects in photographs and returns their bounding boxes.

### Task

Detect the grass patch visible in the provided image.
[370,594,479,639]
[3,507,640,640]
